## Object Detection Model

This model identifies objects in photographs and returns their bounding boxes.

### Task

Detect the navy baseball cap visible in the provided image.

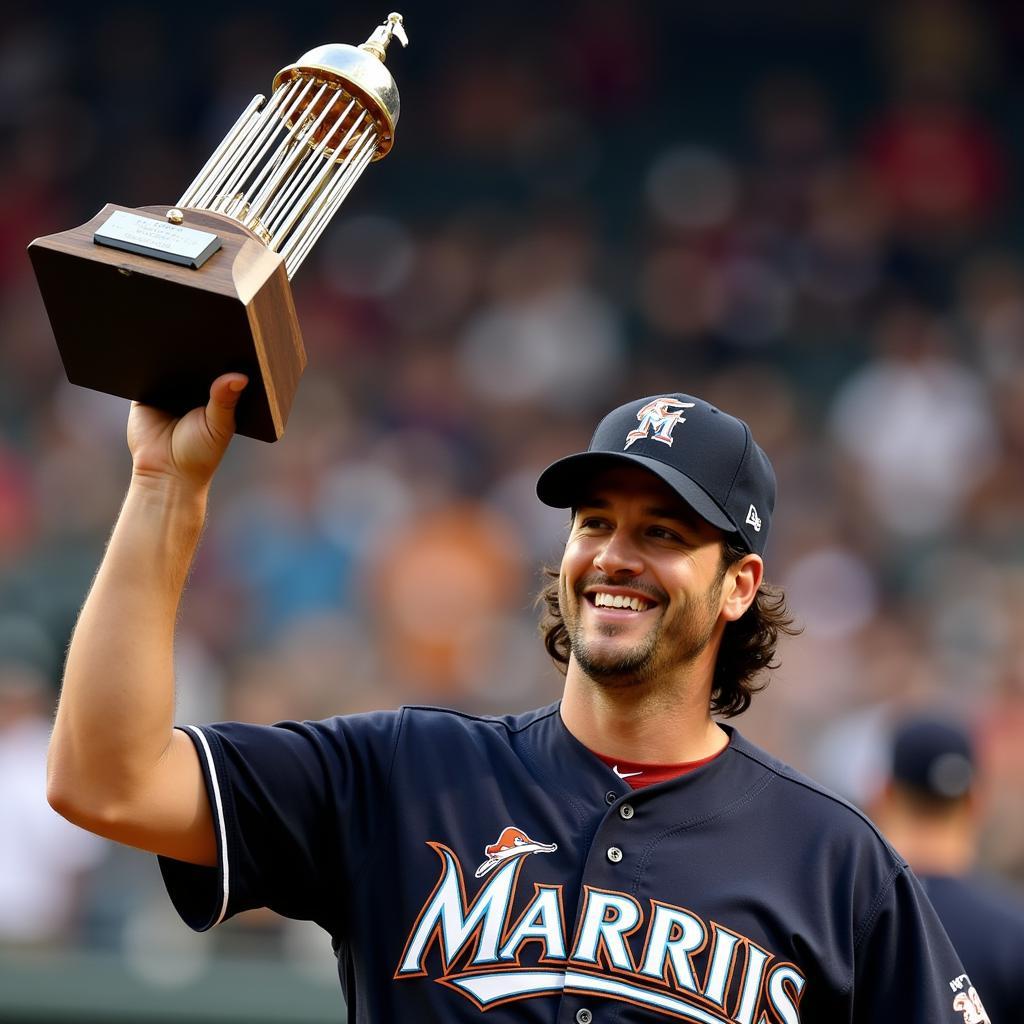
[891,716,975,800]
[536,393,776,557]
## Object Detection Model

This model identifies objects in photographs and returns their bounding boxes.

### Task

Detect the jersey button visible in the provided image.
[576,1009,593,1024]
[619,803,634,820]
[607,846,623,863]
[605,791,617,805]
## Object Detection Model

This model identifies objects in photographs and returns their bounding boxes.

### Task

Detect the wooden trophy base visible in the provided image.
[28,204,307,443]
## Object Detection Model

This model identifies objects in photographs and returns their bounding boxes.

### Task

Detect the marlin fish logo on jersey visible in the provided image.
[475,826,557,878]
[396,830,807,1021]
[624,398,696,450]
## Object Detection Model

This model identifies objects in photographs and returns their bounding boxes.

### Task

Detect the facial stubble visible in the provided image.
[560,567,726,688]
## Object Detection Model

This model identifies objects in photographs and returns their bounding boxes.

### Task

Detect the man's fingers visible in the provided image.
[205,374,248,440]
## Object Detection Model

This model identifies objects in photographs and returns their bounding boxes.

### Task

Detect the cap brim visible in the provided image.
[536,452,735,533]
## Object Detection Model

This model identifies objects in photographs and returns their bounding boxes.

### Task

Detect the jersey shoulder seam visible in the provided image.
[842,861,908,997]
[730,741,905,856]
[397,702,561,736]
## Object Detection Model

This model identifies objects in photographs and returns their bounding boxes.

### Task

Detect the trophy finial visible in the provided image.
[360,13,408,62]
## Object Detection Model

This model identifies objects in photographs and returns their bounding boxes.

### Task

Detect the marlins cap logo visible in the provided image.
[624,398,695,450]
[474,826,557,878]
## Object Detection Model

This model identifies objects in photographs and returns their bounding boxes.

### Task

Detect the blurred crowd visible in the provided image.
[2,0,1024,969]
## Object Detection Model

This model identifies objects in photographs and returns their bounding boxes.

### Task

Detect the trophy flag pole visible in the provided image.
[27,13,408,443]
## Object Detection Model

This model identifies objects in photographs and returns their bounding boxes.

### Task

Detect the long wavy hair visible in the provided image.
[536,537,798,717]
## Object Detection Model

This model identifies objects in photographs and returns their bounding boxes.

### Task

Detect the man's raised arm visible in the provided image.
[46,373,248,867]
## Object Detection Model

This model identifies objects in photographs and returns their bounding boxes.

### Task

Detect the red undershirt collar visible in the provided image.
[589,743,729,789]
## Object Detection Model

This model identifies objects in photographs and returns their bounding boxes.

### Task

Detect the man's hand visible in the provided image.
[127,373,248,491]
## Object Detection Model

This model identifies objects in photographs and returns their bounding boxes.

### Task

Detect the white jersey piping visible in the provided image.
[184,725,230,927]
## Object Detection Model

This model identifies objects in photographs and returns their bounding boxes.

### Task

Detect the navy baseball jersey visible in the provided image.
[160,703,980,1023]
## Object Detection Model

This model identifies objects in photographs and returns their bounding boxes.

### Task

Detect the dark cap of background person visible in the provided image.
[891,715,976,801]
[536,394,776,557]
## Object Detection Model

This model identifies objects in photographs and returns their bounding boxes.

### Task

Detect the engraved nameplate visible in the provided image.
[94,210,221,269]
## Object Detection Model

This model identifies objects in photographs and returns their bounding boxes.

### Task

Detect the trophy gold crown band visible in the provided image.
[176,12,408,278]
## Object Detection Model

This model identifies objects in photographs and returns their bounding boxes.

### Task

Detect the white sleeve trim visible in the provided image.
[183,725,230,927]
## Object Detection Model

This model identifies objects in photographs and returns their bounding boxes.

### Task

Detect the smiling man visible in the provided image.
[548,464,755,781]
[48,382,984,1023]
[535,395,787,781]
[563,467,734,682]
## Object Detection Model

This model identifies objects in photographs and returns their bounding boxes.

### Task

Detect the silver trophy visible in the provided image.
[29,13,409,441]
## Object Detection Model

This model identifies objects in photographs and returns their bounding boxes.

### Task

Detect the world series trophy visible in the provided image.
[28,13,408,442]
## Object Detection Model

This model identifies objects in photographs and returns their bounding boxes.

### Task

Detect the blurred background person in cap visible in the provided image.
[871,714,1024,1024]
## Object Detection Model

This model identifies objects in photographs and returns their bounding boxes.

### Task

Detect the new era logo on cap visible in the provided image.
[536,393,776,557]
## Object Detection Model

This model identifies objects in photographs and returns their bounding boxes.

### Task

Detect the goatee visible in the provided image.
[561,573,721,687]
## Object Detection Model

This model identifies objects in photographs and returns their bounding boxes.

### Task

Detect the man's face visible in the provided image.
[558,464,730,687]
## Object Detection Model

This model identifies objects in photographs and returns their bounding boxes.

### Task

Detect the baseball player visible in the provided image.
[871,714,1024,1023]
[49,379,984,1023]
